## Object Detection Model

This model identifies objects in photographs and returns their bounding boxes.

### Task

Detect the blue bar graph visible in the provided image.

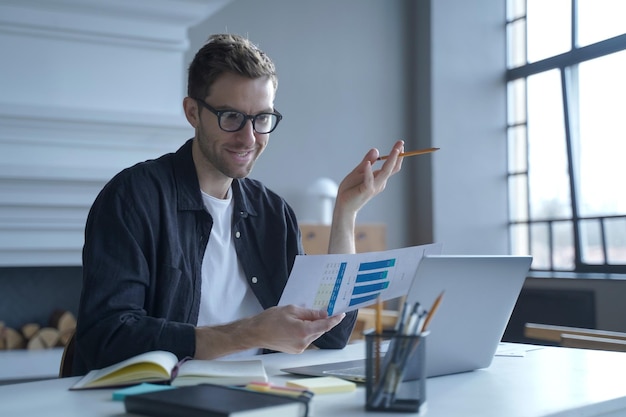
[326,262,347,315]
[358,259,396,271]
[352,281,390,295]
[348,258,396,308]
[349,292,381,306]
[315,257,398,315]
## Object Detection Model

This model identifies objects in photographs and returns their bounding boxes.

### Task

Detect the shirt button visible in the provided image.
[235,231,241,238]
[251,277,258,284]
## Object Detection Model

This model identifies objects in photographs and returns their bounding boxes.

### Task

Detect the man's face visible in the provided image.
[190,72,276,182]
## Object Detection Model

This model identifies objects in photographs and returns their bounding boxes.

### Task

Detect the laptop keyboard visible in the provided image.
[323,366,366,382]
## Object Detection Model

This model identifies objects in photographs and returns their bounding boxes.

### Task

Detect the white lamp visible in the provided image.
[307,177,339,225]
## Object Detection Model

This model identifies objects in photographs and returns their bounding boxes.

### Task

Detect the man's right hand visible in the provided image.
[194,305,346,359]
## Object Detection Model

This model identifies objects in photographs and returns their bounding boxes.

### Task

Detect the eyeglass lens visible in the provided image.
[219,111,278,134]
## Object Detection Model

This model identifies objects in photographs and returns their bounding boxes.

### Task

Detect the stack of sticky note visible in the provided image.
[286,376,356,394]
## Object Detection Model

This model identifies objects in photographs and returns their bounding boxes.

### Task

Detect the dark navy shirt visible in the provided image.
[73,139,357,376]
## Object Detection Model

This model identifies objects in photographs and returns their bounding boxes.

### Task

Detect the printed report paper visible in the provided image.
[278,243,442,315]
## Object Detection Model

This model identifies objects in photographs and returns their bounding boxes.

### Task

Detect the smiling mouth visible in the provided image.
[229,149,254,159]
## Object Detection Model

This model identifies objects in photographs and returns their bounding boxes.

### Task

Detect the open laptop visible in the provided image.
[281,254,533,381]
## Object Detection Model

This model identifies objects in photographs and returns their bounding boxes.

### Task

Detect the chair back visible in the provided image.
[59,331,76,377]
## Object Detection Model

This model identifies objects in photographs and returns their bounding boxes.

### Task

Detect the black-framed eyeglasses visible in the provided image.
[194,98,283,134]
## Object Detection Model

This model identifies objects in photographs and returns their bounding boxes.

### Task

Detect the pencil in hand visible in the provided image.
[377,147,440,161]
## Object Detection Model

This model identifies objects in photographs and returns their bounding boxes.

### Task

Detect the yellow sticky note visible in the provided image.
[286,376,356,394]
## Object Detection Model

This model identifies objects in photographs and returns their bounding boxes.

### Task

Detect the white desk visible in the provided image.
[1,343,626,416]
[0,348,63,384]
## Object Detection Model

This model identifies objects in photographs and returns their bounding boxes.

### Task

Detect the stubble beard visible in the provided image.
[197,131,257,180]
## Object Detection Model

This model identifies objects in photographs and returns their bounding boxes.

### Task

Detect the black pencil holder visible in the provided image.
[364,329,427,413]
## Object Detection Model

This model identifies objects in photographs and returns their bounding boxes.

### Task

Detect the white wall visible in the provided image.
[0,0,227,265]
[188,0,411,250]
[429,0,509,254]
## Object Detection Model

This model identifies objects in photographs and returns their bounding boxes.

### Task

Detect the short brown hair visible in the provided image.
[187,33,278,100]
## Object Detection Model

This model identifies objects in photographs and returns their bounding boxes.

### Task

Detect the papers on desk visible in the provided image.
[495,343,544,357]
[279,243,442,315]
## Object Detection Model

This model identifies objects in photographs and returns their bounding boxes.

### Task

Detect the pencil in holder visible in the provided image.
[364,329,427,413]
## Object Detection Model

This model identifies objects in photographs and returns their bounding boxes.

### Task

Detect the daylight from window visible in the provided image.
[507,0,626,273]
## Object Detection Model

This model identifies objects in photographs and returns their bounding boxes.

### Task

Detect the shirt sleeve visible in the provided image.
[74,172,197,376]
[313,310,358,349]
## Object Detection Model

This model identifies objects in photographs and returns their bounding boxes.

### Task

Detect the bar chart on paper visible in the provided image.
[278,243,442,314]
[314,259,396,315]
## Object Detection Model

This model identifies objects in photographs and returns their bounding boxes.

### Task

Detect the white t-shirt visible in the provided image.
[198,189,263,358]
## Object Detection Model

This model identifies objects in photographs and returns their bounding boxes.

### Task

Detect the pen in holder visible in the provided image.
[364,329,428,413]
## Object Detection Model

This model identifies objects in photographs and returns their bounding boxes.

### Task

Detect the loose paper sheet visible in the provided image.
[278,243,442,315]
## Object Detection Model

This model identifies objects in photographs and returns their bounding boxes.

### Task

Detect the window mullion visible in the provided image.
[572,0,578,48]
[561,67,583,267]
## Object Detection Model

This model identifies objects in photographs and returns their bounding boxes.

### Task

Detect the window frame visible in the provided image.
[506,1,626,274]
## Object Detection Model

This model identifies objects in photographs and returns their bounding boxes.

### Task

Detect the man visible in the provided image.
[72,33,404,376]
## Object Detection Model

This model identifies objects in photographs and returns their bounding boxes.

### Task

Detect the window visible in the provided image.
[506,0,626,273]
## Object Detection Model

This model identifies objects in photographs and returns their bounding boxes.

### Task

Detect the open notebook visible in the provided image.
[282,254,532,382]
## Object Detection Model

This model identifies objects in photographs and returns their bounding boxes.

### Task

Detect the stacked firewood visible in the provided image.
[0,310,76,350]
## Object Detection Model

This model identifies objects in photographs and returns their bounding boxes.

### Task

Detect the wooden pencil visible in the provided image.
[375,298,383,382]
[421,291,445,332]
[377,147,440,161]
